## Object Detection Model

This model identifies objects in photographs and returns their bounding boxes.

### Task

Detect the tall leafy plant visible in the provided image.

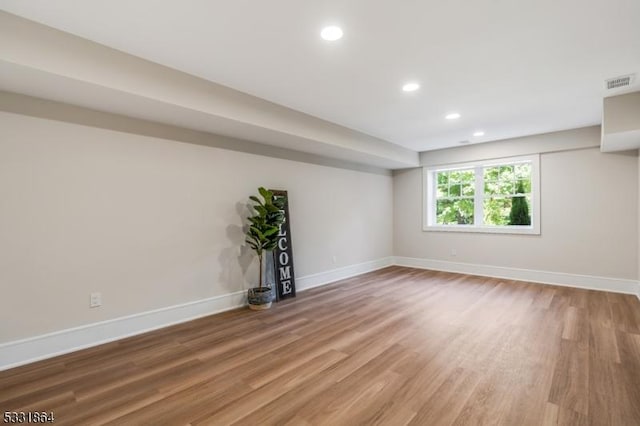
[509,181,531,225]
[245,187,285,289]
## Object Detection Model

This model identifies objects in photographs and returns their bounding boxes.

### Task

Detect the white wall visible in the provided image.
[395,140,639,281]
[419,126,600,166]
[0,111,393,343]
[602,92,640,152]
[603,92,640,134]
[2,108,637,357]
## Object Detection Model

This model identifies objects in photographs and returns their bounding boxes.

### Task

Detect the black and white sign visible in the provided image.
[272,190,296,301]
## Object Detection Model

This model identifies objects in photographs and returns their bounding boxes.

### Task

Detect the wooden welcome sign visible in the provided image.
[271,190,296,301]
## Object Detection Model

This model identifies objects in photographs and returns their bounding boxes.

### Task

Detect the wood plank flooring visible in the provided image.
[1,266,640,425]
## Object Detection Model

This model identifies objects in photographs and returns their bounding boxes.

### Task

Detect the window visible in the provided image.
[435,168,475,225]
[424,155,540,234]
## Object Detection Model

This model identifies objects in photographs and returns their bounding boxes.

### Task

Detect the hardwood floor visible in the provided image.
[1,266,640,425]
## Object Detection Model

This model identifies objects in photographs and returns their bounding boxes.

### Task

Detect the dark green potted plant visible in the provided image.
[245,187,285,310]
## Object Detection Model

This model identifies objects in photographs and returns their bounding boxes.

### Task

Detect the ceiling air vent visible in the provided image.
[605,74,634,90]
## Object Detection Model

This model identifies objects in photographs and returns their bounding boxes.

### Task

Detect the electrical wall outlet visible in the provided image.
[90,292,102,308]
[450,248,457,257]
[332,255,337,264]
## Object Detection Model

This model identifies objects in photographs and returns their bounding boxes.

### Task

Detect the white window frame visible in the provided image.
[423,154,540,235]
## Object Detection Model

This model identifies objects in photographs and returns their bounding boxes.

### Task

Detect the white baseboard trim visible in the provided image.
[394,256,640,296]
[0,257,394,371]
[296,257,394,291]
[2,256,636,371]
[0,291,247,372]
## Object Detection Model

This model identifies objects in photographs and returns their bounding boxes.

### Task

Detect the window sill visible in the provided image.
[423,225,540,235]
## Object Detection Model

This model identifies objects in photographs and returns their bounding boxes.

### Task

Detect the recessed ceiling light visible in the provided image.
[445,112,461,120]
[321,26,343,41]
[402,82,420,92]
[473,131,485,137]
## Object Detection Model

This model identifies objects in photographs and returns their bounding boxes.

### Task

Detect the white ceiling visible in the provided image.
[1,0,639,151]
